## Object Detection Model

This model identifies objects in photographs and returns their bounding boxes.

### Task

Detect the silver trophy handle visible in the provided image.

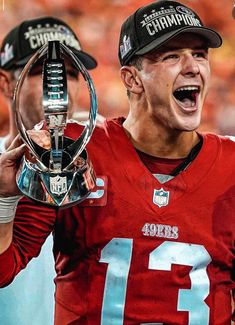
[59,43,97,170]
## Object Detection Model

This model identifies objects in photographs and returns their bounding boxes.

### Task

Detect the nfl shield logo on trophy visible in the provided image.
[153,188,170,208]
[50,175,68,195]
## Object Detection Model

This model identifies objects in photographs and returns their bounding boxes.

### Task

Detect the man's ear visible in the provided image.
[0,69,14,98]
[120,66,143,95]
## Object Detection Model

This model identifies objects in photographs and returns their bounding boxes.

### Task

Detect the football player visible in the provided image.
[0,1,234,324]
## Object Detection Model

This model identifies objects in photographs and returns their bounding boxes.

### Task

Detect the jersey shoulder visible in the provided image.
[202,132,235,154]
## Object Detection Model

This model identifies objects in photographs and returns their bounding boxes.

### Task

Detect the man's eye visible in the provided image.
[162,54,179,62]
[193,51,208,59]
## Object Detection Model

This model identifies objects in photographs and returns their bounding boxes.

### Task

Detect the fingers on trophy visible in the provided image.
[13,40,98,207]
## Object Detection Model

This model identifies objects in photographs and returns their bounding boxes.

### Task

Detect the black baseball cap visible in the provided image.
[119,0,222,66]
[0,16,97,70]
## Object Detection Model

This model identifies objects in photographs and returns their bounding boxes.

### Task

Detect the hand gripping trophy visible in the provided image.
[13,40,98,207]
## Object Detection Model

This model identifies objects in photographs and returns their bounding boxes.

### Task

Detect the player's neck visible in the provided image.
[123,118,200,159]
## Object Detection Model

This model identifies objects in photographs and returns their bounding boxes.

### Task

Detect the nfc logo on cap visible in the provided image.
[176,6,195,16]
[1,43,14,66]
[120,35,132,59]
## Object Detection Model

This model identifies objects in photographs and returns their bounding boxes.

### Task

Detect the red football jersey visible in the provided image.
[1,118,235,325]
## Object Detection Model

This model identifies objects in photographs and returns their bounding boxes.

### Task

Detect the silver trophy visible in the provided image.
[13,40,97,207]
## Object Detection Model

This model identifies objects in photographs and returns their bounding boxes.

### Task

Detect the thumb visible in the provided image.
[3,143,26,162]
[6,134,23,151]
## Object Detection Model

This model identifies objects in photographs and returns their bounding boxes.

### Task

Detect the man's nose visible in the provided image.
[181,54,200,76]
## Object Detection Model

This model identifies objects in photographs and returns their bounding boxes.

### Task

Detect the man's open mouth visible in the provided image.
[173,86,200,108]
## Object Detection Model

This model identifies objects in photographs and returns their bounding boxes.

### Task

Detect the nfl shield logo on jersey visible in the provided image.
[153,188,170,207]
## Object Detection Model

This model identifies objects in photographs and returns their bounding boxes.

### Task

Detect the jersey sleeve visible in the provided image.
[0,122,85,288]
[0,197,56,287]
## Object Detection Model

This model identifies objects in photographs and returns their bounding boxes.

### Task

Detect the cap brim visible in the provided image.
[135,26,222,56]
[72,49,97,69]
[16,48,97,70]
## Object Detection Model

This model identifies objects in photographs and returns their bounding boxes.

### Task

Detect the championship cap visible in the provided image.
[0,16,97,70]
[118,0,222,65]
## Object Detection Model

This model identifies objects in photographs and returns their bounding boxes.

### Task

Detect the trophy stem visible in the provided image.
[49,128,64,172]
[43,41,68,172]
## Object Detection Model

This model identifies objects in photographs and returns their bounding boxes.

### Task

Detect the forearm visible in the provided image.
[0,198,57,287]
[0,198,16,286]
[0,137,56,285]
[0,221,13,254]
[0,195,22,253]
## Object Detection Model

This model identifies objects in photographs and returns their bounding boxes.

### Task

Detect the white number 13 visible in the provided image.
[100,239,211,325]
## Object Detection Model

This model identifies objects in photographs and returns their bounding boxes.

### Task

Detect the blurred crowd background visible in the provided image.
[0,0,235,136]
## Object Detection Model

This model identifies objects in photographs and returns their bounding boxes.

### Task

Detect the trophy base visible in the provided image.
[16,150,96,207]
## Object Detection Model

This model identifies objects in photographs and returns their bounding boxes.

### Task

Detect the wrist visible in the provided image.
[0,196,22,223]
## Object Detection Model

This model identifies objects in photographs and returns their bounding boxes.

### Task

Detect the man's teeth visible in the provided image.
[176,86,199,91]
[174,86,199,108]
